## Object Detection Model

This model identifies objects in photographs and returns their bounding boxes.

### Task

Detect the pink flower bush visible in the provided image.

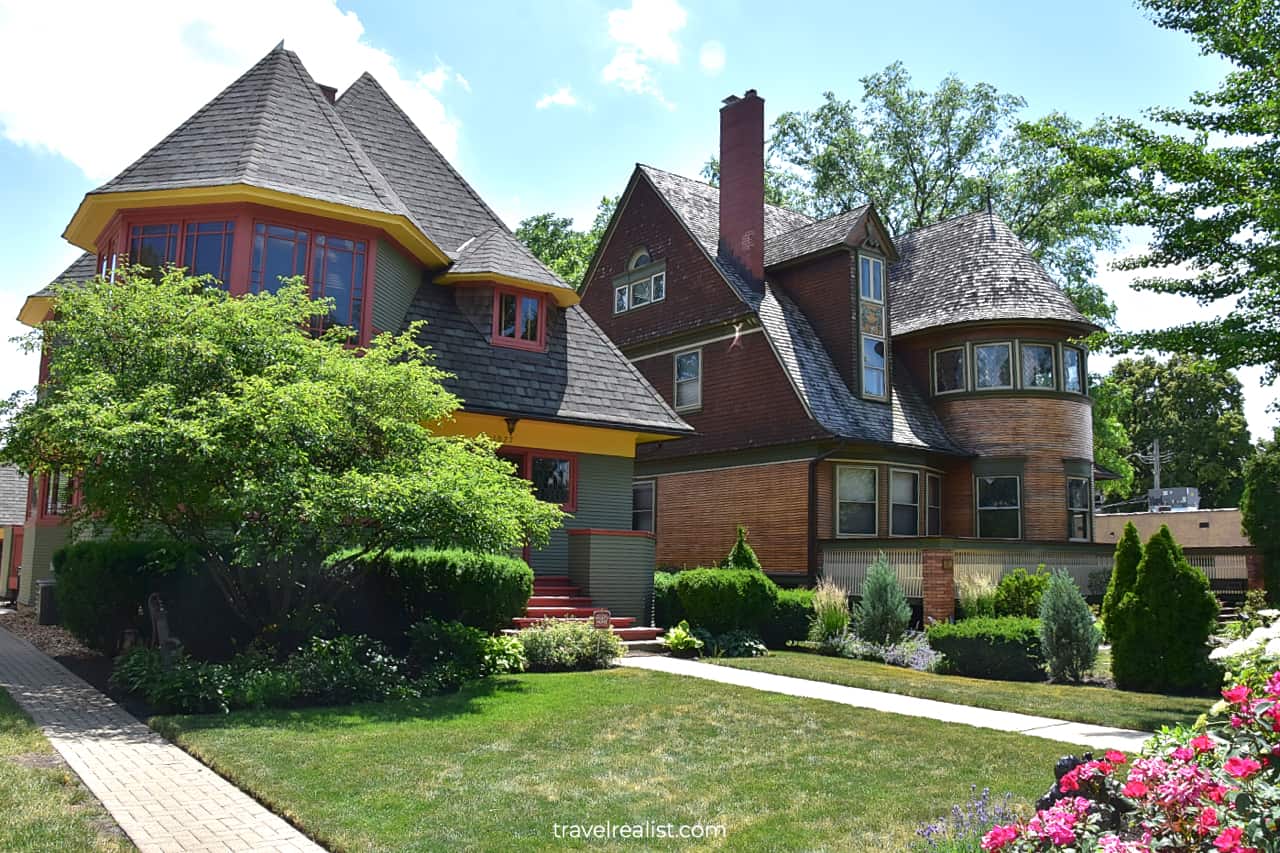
[977,663,1280,852]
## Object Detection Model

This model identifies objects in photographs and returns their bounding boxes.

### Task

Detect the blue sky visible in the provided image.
[0,0,1273,437]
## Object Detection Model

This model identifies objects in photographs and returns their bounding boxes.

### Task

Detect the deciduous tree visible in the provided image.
[515,195,617,289]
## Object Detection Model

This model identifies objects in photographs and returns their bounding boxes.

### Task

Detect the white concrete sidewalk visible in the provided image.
[0,622,326,853]
[620,654,1153,753]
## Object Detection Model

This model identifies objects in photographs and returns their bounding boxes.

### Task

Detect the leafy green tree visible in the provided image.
[1107,354,1252,507]
[1089,374,1136,499]
[1102,522,1143,642]
[0,269,564,633]
[854,553,911,645]
[1241,428,1280,602]
[515,195,617,289]
[1110,525,1218,693]
[768,62,1120,323]
[1046,0,1280,378]
[699,156,812,212]
[1039,570,1101,683]
[720,524,762,571]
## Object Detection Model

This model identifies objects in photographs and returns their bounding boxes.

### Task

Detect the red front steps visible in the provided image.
[517,576,663,641]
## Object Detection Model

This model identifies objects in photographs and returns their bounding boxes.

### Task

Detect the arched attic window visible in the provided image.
[629,248,652,270]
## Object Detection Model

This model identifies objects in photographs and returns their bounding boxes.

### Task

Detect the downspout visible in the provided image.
[807,447,841,586]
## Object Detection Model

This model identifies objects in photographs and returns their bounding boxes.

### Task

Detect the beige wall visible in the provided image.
[1095,508,1250,549]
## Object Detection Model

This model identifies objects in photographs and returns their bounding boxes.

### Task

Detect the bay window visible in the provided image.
[975,343,1013,389]
[976,475,1021,539]
[129,223,179,275]
[183,220,236,282]
[251,223,309,293]
[890,469,919,536]
[311,235,367,328]
[836,465,877,536]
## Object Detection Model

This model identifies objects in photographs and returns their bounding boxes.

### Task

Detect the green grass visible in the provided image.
[155,668,1073,851]
[716,650,1211,732]
[0,688,132,852]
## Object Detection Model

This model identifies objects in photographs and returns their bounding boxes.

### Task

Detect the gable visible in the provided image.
[581,175,752,349]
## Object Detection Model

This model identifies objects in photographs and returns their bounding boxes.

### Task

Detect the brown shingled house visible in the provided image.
[580,90,1112,619]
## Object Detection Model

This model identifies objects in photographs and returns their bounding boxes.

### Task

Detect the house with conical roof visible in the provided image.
[579,90,1112,620]
[14,46,691,634]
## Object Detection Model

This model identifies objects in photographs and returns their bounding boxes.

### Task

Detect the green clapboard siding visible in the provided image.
[17,523,70,606]
[528,453,634,575]
[567,533,655,620]
[372,240,422,333]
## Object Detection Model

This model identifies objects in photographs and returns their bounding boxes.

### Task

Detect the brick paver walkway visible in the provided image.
[621,654,1153,753]
[0,622,325,853]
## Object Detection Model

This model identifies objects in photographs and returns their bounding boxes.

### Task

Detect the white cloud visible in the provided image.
[600,0,687,105]
[536,86,578,110]
[698,40,725,74]
[1092,245,1279,439]
[0,0,465,182]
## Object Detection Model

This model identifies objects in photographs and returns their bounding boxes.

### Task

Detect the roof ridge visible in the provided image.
[768,203,869,241]
[338,73,509,233]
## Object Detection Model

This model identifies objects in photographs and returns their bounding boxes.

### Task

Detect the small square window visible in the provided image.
[492,288,545,350]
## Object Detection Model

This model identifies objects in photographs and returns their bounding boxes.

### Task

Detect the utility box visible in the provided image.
[35,578,58,625]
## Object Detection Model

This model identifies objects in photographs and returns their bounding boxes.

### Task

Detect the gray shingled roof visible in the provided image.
[639,166,961,454]
[334,73,510,256]
[0,466,27,526]
[33,252,98,298]
[407,283,691,435]
[638,166,813,258]
[763,205,870,267]
[890,211,1094,336]
[452,229,572,292]
[95,47,416,227]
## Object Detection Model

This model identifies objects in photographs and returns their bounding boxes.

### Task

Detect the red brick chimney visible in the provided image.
[719,90,765,283]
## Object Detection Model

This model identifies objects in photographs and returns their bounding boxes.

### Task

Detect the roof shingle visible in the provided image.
[0,466,28,526]
[452,229,573,292]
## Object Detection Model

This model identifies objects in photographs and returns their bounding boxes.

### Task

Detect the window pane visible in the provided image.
[675,351,700,382]
[1069,512,1089,540]
[891,504,918,536]
[1068,477,1090,510]
[860,256,871,298]
[1021,343,1056,389]
[252,223,308,293]
[837,467,875,503]
[979,508,1020,539]
[839,502,876,535]
[1063,348,1082,393]
[864,366,885,397]
[312,235,364,326]
[934,348,966,393]
[675,380,699,409]
[520,295,540,341]
[631,252,651,269]
[890,471,918,504]
[977,476,1019,509]
[975,344,1011,388]
[927,475,942,509]
[184,221,235,285]
[633,483,653,512]
[652,272,665,301]
[614,285,629,313]
[498,293,517,337]
[872,259,883,301]
[531,457,571,504]
[129,223,179,278]
[927,506,941,536]
[863,337,885,369]
[632,277,651,306]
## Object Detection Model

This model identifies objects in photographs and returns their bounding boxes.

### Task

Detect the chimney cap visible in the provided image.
[721,89,761,109]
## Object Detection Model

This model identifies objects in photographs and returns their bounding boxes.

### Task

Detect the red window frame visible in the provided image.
[37,469,79,522]
[498,447,577,511]
[491,287,547,351]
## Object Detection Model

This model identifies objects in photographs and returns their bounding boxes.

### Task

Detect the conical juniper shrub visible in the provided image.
[1038,570,1101,683]
[1110,526,1219,693]
[720,525,763,571]
[855,554,911,645]
[1101,521,1143,642]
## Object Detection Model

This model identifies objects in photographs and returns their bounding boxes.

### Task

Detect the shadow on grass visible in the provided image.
[152,676,532,737]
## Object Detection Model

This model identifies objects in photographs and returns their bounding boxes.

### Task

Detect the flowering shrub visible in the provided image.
[978,665,1280,852]
[827,629,944,673]
[916,785,1018,851]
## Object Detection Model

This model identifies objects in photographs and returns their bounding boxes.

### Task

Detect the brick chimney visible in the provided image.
[318,83,338,104]
[719,90,765,283]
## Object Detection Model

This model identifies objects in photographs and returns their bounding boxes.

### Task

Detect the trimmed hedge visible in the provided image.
[674,568,779,635]
[993,567,1050,618]
[762,587,814,648]
[926,616,1044,681]
[653,571,684,628]
[343,548,533,639]
[52,540,200,655]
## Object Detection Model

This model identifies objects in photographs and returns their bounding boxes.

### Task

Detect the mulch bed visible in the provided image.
[0,605,155,719]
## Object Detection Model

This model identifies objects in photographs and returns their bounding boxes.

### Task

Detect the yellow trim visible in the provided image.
[431,412,679,457]
[18,295,53,327]
[435,272,580,307]
[62,185,452,268]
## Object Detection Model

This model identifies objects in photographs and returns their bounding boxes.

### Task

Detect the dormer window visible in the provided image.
[858,253,887,400]
[492,286,546,350]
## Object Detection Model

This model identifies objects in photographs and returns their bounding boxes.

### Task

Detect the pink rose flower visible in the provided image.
[1123,779,1148,798]
[981,824,1019,851]
[1223,684,1250,705]
[1214,825,1243,852]
[1173,746,1196,762]
[1198,806,1219,835]
[1191,734,1215,753]
[1224,756,1261,779]
[1105,749,1127,763]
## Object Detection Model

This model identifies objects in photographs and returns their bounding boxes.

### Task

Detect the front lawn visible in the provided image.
[155,668,1072,851]
[0,687,132,852]
[716,651,1209,732]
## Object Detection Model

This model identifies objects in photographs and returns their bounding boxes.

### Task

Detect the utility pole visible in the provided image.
[1152,437,1161,490]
